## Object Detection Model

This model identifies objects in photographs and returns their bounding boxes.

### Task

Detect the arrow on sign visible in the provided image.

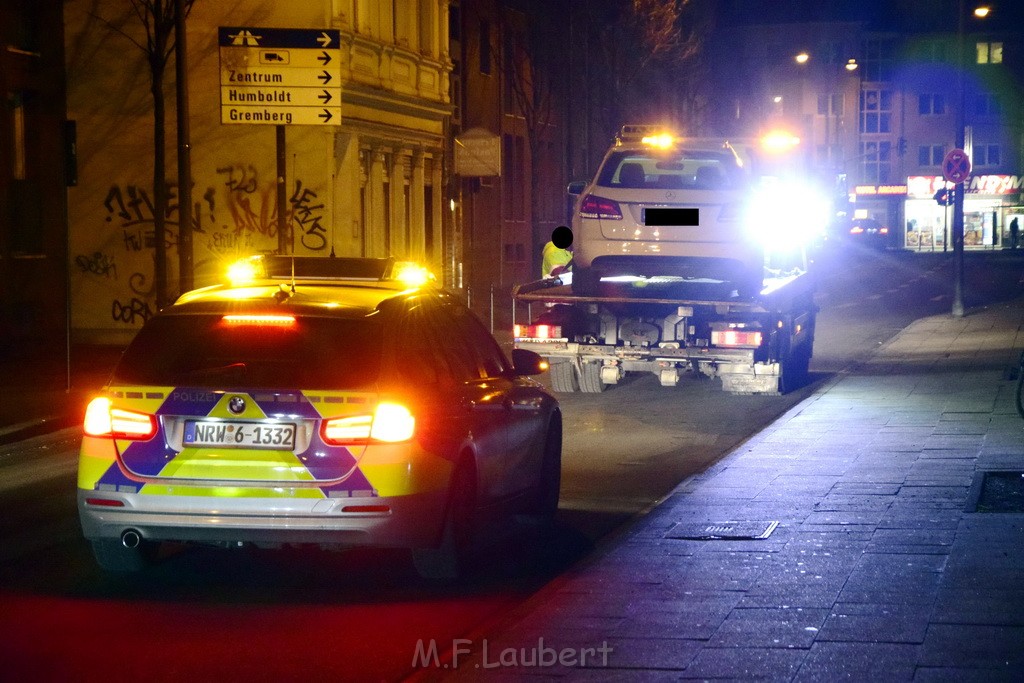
[318,70,332,85]
[318,51,331,66]
[319,109,333,123]
[317,31,332,47]
[318,89,333,104]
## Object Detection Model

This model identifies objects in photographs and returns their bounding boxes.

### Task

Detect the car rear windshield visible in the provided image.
[113,314,383,389]
[597,150,745,191]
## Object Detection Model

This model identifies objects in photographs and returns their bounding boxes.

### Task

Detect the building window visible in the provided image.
[860,89,891,134]
[861,38,894,82]
[918,145,945,166]
[975,93,1002,117]
[860,140,892,184]
[9,92,26,180]
[915,39,946,63]
[817,93,843,116]
[479,21,491,74]
[972,144,1000,167]
[976,42,1003,64]
[449,3,460,42]
[918,93,945,115]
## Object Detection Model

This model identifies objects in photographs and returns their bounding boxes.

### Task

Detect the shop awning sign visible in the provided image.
[942,148,971,184]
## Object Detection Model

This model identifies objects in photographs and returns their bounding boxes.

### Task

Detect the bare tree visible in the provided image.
[585,0,709,140]
[94,0,195,309]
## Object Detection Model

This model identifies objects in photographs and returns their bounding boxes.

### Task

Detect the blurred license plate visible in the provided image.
[643,208,699,226]
[183,421,296,449]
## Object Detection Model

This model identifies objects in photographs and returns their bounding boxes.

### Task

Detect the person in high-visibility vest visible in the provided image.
[542,225,573,278]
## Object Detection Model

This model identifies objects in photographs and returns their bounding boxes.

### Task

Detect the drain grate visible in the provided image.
[968,471,1024,513]
[666,520,778,540]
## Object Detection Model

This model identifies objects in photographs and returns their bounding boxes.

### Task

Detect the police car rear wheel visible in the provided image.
[412,459,478,581]
[91,538,155,573]
[531,417,562,521]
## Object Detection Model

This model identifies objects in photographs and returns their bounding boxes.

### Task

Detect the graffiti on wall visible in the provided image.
[83,169,327,326]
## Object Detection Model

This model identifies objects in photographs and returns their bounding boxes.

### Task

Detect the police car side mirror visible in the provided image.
[511,348,547,376]
[566,181,586,196]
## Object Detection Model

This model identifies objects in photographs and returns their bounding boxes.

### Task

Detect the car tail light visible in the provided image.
[879,227,889,234]
[850,226,865,235]
[84,397,158,440]
[320,402,415,445]
[513,324,564,340]
[579,194,623,220]
[711,330,763,348]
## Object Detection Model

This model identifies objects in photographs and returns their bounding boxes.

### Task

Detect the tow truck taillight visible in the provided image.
[711,329,763,348]
[513,324,564,341]
[579,194,623,220]
[320,402,415,445]
[84,397,158,440]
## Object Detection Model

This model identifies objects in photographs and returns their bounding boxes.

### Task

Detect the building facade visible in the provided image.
[711,2,1024,250]
[63,0,452,344]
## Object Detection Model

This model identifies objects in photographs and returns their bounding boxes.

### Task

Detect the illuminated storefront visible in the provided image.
[905,175,1024,251]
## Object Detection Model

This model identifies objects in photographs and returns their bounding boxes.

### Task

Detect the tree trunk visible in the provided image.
[152,70,168,309]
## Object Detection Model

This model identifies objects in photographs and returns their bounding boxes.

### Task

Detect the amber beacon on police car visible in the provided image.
[77,255,561,580]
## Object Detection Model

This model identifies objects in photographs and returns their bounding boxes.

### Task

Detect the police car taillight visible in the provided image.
[84,397,158,440]
[320,402,415,445]
[711,330,763,348]
[579,194,623,220]
[222,314,296,327]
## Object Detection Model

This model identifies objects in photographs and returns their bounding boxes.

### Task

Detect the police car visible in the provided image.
[78,256,561,580]
[568,125,764,298]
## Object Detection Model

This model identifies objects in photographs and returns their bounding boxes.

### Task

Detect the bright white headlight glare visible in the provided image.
[745,180,829,251]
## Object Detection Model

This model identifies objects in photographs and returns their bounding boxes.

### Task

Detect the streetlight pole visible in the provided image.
[951,0,967,318]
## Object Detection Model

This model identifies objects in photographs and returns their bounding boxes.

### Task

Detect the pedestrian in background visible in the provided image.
[1010,216,1019,249]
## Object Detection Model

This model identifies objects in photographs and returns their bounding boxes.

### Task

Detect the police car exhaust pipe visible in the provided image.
[121,529,141,549]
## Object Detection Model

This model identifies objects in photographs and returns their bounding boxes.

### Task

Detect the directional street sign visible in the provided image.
[942,148,971,184]
[219,27,341,126]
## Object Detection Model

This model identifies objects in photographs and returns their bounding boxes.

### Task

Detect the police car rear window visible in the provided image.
[113,314,383,389]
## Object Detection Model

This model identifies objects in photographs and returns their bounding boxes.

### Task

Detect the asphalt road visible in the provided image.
[0,246,1020,681]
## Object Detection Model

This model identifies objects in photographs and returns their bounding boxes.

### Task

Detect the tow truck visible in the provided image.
[513,126,828,395]
[512,269,816,395]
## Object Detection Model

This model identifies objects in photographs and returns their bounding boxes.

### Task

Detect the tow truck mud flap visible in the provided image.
[719,363,781,395]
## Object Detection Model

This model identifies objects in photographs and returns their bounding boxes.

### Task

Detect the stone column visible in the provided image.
[410,149,426,260]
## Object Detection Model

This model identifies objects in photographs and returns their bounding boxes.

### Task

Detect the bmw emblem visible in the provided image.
[228,396,246,414]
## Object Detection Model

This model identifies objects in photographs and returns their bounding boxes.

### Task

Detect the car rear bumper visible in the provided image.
[78,488,448,549]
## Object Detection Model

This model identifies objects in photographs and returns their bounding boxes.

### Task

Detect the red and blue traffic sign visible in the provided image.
[942,148,971,184]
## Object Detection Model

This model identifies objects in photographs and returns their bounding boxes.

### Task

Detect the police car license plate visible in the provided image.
[183,420,296,449]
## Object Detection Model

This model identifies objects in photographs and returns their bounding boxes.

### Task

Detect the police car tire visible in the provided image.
[531,416,562,521]
[91,538,152,573]
[549,361,579,393]
[412,459,478,581]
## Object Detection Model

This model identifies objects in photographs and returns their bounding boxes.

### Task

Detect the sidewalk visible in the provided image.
[442,297,1024,680]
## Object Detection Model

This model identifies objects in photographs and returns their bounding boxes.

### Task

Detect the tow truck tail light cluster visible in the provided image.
[711,329,763,348]
[320,402,415,445]
[579,194,623,220]
[84,397,158,440]
[513,324,563,341]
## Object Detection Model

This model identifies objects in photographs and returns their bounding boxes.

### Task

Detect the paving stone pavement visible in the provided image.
[431,297,1024,681]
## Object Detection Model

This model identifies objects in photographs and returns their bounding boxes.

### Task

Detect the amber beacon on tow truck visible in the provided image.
[78,256,561,580]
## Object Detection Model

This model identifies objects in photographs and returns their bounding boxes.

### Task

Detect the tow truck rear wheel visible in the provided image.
[549,361,579,393]
[779,343,811,394]
[578,361,606,393]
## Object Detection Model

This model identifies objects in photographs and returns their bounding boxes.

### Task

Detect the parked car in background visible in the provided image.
[846,218,891,249]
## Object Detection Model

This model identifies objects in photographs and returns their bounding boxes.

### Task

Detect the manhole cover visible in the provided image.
[666,520,778,540]
[969,471,1024,513]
